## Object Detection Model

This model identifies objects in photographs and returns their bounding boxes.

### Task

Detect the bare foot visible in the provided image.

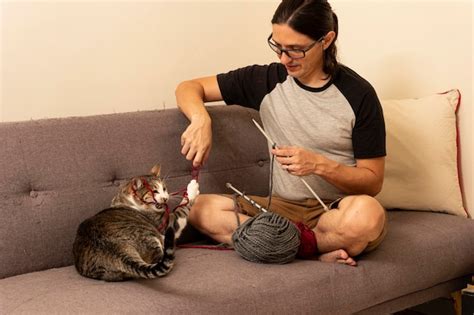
[318,249,357,266]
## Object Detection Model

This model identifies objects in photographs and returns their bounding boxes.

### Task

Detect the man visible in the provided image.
[175,0,386,266]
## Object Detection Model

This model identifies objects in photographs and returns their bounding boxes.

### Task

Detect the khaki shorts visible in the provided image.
[229,195,387,254]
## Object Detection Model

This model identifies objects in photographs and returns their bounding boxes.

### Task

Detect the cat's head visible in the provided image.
[111,164,169,210]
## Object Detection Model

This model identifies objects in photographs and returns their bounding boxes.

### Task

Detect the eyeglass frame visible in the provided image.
[267,33,325,59]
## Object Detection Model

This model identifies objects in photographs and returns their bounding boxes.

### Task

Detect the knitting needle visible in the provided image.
[226,182,268,212]
[251,119,329,212]
[252,119,276,148]
[300,179,329,212]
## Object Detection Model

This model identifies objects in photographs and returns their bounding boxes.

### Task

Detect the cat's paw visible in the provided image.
[187,179,200,202]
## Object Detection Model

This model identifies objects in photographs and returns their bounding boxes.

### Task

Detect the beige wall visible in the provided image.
[1,0,472,216]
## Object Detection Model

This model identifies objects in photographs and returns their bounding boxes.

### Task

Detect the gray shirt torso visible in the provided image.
[217,63,385,201]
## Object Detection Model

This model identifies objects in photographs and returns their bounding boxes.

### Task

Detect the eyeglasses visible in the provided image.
[267,33,324,59]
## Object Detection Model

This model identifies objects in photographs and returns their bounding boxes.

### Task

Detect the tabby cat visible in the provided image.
[73,164,199,281]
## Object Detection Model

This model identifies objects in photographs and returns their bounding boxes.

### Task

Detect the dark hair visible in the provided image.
[271,0,339,77]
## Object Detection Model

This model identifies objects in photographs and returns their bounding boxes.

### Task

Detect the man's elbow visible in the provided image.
[175,80,193,97]
[368,178,384,197]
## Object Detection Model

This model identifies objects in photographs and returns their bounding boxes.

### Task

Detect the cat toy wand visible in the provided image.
[252,119,329,212]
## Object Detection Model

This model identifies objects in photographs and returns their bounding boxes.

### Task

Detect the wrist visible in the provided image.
[314,156,339,177]
[190,113,211,126]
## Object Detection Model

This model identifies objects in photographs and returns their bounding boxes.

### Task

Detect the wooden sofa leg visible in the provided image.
[451,290,462,315]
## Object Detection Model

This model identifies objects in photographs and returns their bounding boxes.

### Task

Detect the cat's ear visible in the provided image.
[150,164,161,176]
[132,178,143,190]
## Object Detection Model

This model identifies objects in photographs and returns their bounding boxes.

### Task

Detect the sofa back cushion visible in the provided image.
[376,89,467,217]
[0,106,270,279]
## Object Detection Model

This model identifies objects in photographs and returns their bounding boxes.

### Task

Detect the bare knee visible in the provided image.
[188,194,240,244]
[188,195,216,226]
[338,195,386,255]
[189,194,232,225]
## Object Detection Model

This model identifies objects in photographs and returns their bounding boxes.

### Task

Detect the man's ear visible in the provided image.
[150,164,161,176]
[322,31,336,50]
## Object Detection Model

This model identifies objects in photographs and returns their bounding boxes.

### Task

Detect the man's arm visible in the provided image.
[175,76,223,167]
[318,157,385,196]
[272,146,385,196]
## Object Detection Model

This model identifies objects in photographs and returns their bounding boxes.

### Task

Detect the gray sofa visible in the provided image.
[1,105,473,314]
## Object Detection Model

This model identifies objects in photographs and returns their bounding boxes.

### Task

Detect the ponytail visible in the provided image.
[322,11,338,77]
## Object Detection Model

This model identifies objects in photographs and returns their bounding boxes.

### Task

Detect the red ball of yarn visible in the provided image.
[295,222,318,259]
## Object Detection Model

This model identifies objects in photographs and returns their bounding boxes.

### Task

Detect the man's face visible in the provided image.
[270,23,325,84]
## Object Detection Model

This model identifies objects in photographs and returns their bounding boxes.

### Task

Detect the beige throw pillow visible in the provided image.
[376,89,467,217]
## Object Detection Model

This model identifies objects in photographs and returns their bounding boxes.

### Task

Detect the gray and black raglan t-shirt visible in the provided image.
[216,63,386,201]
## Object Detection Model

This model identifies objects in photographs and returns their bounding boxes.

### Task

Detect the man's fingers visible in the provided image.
[185,146,198,161]
[193,150,205,167]
[274,151,294,159]
[181,141,190,156]
[276,156,293,165]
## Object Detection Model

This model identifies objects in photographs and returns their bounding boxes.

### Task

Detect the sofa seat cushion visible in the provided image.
[1,211,473,314]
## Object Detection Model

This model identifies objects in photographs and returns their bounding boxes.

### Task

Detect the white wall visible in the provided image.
[1,1,277,119]
[1,0,472,216]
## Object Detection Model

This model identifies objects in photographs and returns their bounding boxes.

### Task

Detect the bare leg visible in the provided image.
[315,195,386,266]
[189,193,385,266]
[188,194,250,244]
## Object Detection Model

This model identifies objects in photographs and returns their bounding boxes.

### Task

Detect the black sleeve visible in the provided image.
[352,87,386,159]
[216,63,287,110]
[333,65,386,159]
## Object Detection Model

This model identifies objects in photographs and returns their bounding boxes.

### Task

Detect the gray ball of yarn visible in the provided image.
[232,212,300,264]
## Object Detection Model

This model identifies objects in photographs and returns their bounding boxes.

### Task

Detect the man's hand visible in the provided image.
[272,145,385,196]
[180,115,212,167]
[271,145,326,176]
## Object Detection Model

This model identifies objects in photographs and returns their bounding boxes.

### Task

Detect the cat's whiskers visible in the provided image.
[162,171,171,182]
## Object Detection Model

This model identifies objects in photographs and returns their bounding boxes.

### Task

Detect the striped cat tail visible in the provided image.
[121,227,176,279]
[160,225,177,272]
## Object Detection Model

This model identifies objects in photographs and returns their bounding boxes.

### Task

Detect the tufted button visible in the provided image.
[257,160,265,167]
[113,180,121,187]
[30,191,38,198]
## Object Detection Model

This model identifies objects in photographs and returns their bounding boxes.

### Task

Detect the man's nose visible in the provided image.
[279,52,293,64]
